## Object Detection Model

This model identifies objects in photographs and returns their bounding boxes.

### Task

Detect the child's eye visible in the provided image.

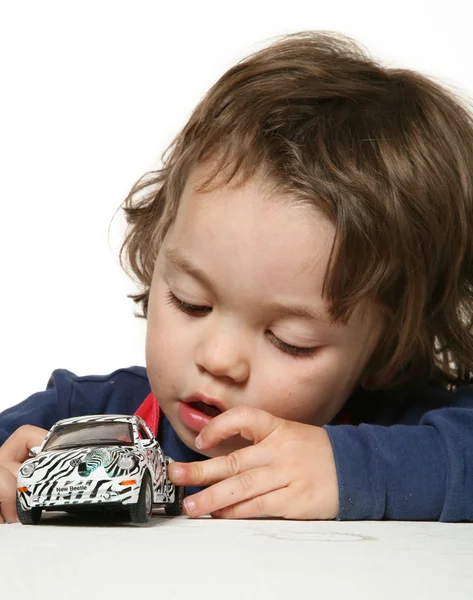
[268,332,319,359]
[165,290,211,316]
[166,290,317,358]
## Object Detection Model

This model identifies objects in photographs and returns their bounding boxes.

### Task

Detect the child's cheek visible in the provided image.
[146,303,191,378]
[252,378,306,419]
[254,374,336,426]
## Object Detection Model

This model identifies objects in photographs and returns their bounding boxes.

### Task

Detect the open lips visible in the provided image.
[189,401,222,418]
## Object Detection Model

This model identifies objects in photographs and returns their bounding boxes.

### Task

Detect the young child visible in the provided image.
[1,30,473,524]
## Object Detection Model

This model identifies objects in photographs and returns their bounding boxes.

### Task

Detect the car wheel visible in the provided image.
[129,472,153,524]
[16,494,42,525]
[165,485,184,516]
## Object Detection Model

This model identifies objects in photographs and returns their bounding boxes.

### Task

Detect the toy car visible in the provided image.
[16,414,184,525]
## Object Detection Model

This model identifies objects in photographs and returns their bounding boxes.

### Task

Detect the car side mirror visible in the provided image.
[29,446,41,458]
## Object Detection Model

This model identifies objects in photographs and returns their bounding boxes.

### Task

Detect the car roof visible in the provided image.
[50,414,145,429]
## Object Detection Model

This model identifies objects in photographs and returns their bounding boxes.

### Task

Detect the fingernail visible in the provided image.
[183,498,195,516]
[170,464,184,480]
[195,434,203,449]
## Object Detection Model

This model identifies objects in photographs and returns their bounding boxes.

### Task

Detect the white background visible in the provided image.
[0,0,472,411]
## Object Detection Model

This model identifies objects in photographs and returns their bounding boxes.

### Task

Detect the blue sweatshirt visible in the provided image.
[0,366,472,521]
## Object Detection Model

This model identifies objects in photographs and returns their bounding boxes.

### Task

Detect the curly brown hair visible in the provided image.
[118,30,473,390]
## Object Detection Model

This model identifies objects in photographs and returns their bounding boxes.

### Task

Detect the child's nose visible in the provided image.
[195,326,250,383]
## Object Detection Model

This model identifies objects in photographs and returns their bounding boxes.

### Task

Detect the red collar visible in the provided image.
[134,392,160,436]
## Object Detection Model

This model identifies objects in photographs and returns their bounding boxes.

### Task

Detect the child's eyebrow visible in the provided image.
[263,300,331,324]
[164,247,331,325]
[164,247,215,291]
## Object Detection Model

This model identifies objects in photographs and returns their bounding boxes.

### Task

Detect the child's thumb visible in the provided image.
[0,425,48,464]
[0,464,18,523]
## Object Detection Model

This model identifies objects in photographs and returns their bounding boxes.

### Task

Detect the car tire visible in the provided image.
[129,472,153,524]
[16,494,42,525]
[165,485,184,516]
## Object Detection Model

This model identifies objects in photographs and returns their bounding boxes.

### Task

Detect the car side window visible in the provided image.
[138,426,151,441]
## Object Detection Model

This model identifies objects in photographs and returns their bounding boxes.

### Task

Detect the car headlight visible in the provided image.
[20,462,36,477]
[118,455,136,470]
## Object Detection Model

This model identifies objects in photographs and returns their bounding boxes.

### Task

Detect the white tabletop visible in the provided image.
[1,512,472,599]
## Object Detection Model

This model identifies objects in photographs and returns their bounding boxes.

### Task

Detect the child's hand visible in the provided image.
[168,407,339,520]
[0,425,48,523]
[0,464,20,523]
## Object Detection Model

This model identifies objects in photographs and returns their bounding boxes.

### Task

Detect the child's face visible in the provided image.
[145,166,384,456]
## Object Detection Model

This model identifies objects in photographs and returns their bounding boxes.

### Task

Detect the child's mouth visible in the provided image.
[178,400,222,433]
[190,401,221,418]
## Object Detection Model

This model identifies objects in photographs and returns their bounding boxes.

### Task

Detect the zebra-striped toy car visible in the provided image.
[16,414,184,524]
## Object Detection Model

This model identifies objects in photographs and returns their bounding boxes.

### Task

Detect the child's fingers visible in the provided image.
[0,425,48,463]
[169,445,264,486]
[0,460,22,478]
[196,406,281,449]
[0,464,18,523]
[210,487,290,519]
[182,465,287,518]
[0,498,18,524]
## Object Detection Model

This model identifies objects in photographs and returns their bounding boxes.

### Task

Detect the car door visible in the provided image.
[137,424,165,500]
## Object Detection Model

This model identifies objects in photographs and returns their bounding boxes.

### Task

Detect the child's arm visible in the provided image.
[0,374,71,444]
[324,401,473,521]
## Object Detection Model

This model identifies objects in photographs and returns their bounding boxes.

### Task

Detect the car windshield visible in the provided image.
[43,422,135,451]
